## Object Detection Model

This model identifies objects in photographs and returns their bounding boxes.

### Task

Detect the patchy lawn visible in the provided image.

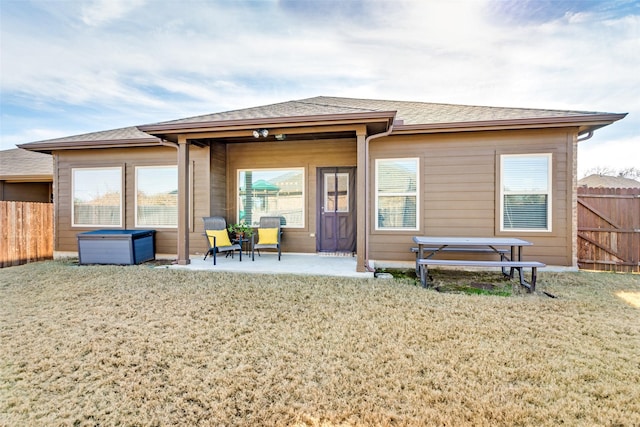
[1,261,639,426]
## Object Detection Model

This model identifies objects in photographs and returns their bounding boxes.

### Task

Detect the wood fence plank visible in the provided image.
[0,201,53,268]
[578,187,640,273]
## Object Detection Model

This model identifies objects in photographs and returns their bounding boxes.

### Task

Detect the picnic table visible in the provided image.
[412,236,544,292]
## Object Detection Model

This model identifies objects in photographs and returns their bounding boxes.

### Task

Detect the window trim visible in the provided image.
[71,166,123,228]
[237,167,306,229]
[499,153,552,233]
[134,165,178,229]
[374,157,420,231]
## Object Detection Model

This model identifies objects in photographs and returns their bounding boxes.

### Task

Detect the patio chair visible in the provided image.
[203,216,242,265]
[251,216,283,261]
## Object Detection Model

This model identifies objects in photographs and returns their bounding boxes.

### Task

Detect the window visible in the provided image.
[375,158,419,230]
[136,166,178,227]
[238,168,304,227]
[501,154,552,231]
[72,167,122,227]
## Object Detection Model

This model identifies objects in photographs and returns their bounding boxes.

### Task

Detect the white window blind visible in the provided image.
[501,154,551,231]
[72,167,122,227]
[136,166,178,227]
[376,158,418,230]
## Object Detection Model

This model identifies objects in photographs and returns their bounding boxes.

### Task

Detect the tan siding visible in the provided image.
[209,141,226,217]
[50,127,578,265]
[369,128,575,266]
[227,138,356,254]
[53,146,210,257]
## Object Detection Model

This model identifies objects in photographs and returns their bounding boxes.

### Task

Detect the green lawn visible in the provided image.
[1,261,639,426]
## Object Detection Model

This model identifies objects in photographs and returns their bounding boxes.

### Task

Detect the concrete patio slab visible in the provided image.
[168,252,375,279]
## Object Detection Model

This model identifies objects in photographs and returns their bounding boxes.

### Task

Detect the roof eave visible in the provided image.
[18,138,164,154]
[0,174,53,182]
[391,113,628,135]
[138,111,397,134]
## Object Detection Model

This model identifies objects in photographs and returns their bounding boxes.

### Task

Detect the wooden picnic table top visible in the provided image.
[412,236,533,247]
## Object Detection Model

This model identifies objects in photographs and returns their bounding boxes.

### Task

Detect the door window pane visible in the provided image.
[325,172,349,213]
[72,167,122,226]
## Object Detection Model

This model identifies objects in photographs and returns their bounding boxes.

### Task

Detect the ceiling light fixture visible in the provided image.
[253,129,269,138]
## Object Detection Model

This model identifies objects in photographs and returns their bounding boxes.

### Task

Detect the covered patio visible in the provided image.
[168,252,375,279]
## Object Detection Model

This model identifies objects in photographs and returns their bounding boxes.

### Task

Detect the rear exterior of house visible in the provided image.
[19,96,626,271]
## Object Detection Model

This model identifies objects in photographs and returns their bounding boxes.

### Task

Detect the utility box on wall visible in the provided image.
[77,229,155,265]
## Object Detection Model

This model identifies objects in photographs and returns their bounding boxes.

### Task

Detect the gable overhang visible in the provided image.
[138,111,396,142]
[18,137,164,154]
[390,113,628,136]
[0,174,53,183]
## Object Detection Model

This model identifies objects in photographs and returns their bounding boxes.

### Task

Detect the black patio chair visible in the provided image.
[251,216,283,261]
[202,216,242,265]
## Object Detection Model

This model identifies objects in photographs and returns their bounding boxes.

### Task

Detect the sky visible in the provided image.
[1,0,638,178]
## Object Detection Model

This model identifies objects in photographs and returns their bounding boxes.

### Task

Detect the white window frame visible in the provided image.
[500,153,552,232]
[375,158,420,231]
[237,167,305,228]
[71,166,123,227]
[135,165,178,229]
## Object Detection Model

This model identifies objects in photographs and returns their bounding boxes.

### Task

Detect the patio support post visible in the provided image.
[176,135,190,265]
[356,130,367,272]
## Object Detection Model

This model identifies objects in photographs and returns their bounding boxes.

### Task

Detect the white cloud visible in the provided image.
[0,0,637,153]
[80,0,147,26]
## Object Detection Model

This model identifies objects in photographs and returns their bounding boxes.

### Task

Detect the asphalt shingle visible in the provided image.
[0,149,53,179]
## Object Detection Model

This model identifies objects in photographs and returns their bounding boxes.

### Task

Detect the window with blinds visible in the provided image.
[501,154,552,231]
[72,167,122,227]
[375,158,419,230]
[136,166,178,227]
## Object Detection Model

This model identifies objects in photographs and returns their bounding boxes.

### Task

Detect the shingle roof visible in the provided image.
[150,98,381,125]
[26,126,160,145]
[19,96,625,150]
[145,95,618,127]
[578,174,640,188]
[0,148,53,179]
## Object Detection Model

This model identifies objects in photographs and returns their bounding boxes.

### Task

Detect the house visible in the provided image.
[578,174,640,188]
[0,148,53,202]
[18,96,626,271]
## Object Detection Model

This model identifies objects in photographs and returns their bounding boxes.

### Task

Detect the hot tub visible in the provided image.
[77,229,155,265]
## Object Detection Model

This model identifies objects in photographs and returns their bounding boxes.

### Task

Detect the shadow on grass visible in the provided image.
[377,268,514,296]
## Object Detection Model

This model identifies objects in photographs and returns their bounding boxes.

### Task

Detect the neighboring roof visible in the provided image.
[578,174,640,188]
[0,148,53,181]
[19,96,627,152]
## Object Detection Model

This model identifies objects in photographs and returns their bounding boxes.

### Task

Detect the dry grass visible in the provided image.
[1,261,639,426]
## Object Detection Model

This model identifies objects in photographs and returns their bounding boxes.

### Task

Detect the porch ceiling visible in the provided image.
[171,130,361,145]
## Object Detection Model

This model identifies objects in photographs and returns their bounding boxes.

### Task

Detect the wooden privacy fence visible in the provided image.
[578,187,640,273]
[1,201,53,268]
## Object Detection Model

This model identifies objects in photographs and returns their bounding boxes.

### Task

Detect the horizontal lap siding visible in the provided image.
[227,138,356,254]
[54,146,210,256]
[369,129,573,266]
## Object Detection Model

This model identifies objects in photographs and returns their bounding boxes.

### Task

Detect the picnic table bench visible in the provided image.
[413,236,545,292]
